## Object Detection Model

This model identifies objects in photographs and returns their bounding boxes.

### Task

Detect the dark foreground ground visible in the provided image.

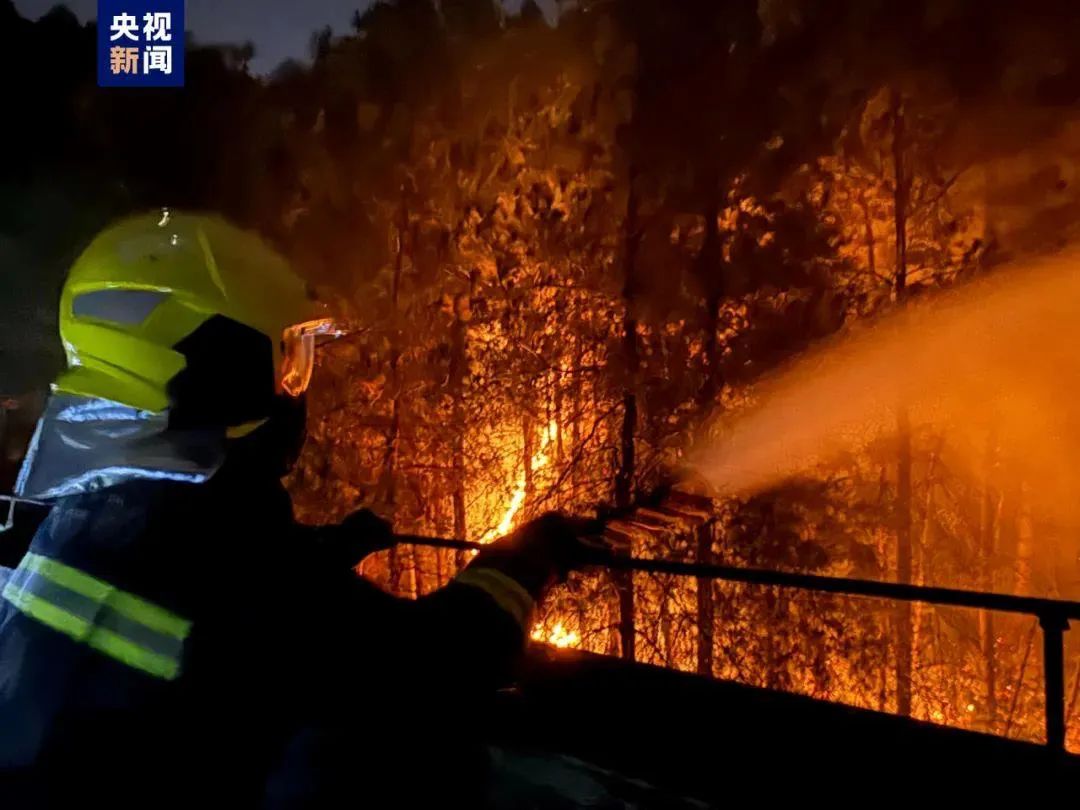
[488,647,1080,806]
[3,506,1076,806]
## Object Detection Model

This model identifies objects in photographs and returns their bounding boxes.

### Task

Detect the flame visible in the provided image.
[531,621,581,648]
[481,419,558,543]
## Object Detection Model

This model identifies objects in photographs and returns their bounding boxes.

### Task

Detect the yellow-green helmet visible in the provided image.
[57,210,329,430]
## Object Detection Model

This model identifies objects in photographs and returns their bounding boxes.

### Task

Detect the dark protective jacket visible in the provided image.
[0,460,531,808]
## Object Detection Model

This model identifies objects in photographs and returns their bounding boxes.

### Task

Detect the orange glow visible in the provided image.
[480,419,559,543]
[531,621,581,648]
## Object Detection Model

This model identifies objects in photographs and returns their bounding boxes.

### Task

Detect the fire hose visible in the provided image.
[390,531,1080,618]
[11,485,1064,619]
[8,494,1080,618]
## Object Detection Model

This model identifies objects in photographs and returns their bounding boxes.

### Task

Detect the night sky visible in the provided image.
[12,0,371,75]
[14,0,550,75]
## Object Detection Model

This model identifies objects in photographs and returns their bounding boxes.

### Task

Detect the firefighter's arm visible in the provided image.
[387,513,594,692]
[296,508,396,569]
[308,513,591,701]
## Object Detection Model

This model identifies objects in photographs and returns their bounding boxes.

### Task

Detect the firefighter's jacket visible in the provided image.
[0,460,535,807]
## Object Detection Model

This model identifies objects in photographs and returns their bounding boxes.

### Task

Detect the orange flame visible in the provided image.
[481,419,558,543]
[531,621,581,648]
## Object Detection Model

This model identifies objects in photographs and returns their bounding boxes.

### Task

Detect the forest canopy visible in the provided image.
[6,0,1080,746]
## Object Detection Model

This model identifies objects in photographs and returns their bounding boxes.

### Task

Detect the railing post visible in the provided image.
[1040,611,1068,752]
[397,532,1080,751]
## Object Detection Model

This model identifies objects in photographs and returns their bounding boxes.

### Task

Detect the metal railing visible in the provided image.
[397,533,1080,753]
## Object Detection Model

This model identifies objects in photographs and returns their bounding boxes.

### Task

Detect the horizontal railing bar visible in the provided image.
[394,534,1080,621]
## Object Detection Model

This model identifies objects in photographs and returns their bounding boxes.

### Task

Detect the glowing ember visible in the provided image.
[481,419,559,543]
[531,621,581,649]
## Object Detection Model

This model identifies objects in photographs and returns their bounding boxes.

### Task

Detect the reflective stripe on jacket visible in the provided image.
[2,552,190,680]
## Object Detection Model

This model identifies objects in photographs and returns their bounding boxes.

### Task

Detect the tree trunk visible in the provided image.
[696,522,715,677]
[891,89,908,293]
[763,587,780,690]
[875,464,890,712]
[384,189,408,593]
[694,168,725,412]
[407,547,422,598]
[449,292,470,566]
[452,450,467,567]
[998,471,1020,593]
[857,187,876,280]
[434,493,449,586]
[554,370,564,508]
[892,88,913,717]
[912,435,943,690]
[659,581,672,667]
[895,410,913,716]
[979,432,1000,729]
[1016,480,1034,594]
[523,412,535,514]
[570,334,583,495]
[614,167,642,662]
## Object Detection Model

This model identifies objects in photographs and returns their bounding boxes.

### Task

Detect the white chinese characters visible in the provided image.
[106,9,177,79]
[143,12,172,42]
[143,46,173,76]
[109,13,139,42]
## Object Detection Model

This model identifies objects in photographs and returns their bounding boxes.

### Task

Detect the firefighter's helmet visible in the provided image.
[57,209,338,433]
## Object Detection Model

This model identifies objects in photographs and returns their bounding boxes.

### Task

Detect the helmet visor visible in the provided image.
[280,318,344,397]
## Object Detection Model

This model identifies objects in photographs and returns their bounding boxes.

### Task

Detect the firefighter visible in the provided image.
[0,211,589,808]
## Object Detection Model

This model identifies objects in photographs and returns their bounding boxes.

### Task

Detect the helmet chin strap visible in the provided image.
[226,418,270,439]
[228,394,308,478]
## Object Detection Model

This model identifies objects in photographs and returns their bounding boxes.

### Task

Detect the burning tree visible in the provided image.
[257,0,1080,748]
[14,0,1080,749]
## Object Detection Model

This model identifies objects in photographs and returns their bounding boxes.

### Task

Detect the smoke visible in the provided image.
[690,248,1080,528]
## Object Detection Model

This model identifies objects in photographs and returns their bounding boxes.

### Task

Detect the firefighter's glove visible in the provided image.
[322,508,395,567]
[474,512,602,597]
[514,512,606,581]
